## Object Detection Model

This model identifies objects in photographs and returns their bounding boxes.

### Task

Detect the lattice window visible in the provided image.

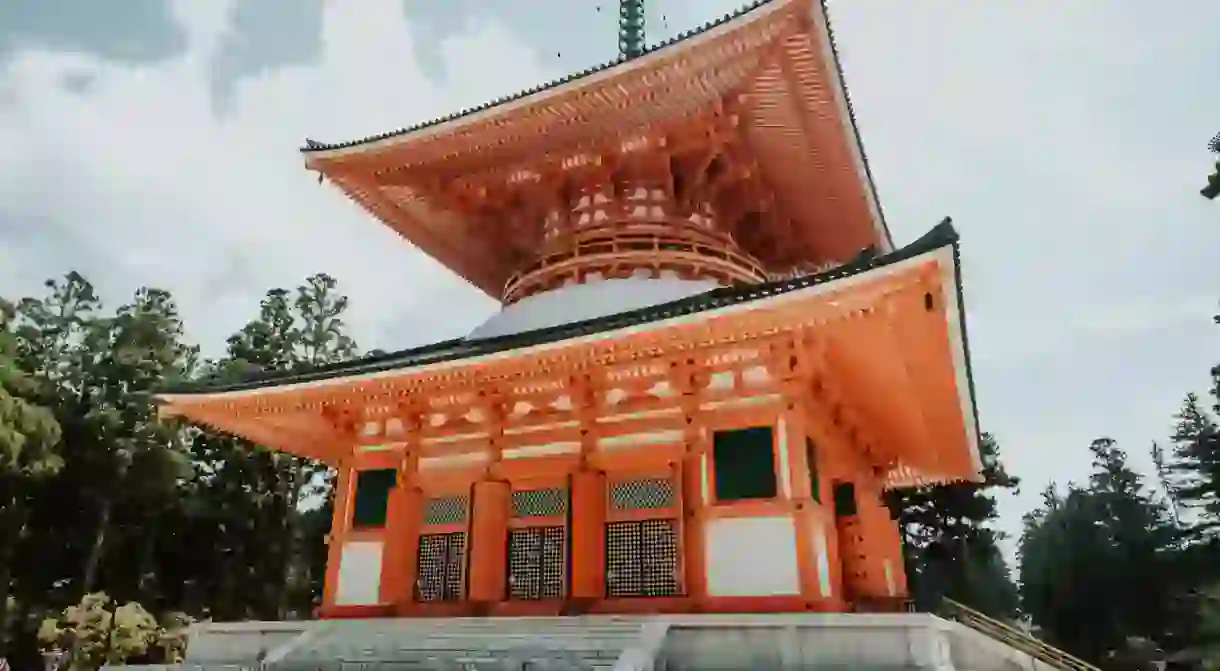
[511,487,568,518]
[415,532,465,602]
[507,526,566,600]
[605,519,681,598]
[423,495,469,526]
[610,477,675,511]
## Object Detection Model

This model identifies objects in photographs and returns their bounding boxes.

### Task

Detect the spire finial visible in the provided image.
[619,0,645,59]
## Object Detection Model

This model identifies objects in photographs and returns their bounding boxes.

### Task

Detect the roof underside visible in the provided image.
[300,0,893,299]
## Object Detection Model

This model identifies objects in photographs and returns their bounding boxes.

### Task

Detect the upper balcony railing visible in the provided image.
[502,218,767,303]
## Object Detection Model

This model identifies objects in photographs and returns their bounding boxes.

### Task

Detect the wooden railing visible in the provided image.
[939,598,1102,671]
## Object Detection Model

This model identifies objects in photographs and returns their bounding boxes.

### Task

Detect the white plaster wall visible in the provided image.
[334,540,384,606]
[468,278,718,339]
[705,516,801,597]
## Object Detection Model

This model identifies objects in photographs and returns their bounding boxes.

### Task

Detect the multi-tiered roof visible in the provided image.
[157,0,983,487]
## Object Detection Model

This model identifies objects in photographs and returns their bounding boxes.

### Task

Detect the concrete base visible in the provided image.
[103,612,1064,670]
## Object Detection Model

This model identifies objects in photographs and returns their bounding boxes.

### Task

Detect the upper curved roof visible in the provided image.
[297,0,895,300]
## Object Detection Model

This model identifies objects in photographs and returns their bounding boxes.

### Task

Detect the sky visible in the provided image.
[0,0,1217,549]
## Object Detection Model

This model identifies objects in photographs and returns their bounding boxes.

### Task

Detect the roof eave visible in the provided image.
[156,220,961,399]
[813,0,894,253]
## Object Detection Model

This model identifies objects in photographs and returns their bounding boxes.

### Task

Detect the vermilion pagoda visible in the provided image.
[157,0,982,620]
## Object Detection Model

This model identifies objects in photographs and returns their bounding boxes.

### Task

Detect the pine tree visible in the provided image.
[886,433,1020,618]
[1167,394,1220,537]
[1019,483,1120,663]
[1019,439,1183,664]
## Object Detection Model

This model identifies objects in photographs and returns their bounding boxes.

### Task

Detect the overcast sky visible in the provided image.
[1,0,1217,548]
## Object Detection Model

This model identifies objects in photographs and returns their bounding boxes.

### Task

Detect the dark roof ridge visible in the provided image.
[158,219,958,397]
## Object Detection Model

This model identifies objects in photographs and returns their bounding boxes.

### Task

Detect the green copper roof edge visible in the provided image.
[299,0,774,154]
[157,220,962,397]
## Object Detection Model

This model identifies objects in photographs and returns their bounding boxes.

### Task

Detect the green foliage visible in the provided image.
[0,296,65,658]
[0,297,63,478]
[37,592,189,669]
[1012,306,1220,668]
[0,271,360,664]
[1166,394,1220,537]
[886,433,1020,620]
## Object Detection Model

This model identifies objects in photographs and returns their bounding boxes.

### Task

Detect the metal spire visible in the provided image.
[619,0,646,60]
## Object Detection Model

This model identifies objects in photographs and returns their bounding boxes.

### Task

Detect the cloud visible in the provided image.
[0,0,558,355]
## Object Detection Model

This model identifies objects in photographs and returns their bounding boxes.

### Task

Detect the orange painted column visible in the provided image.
[569,470,607,601]
[833,474,910,604]
[785,404,822,606]
[680,453,707,602]
[466,479,511,603]
[857,477,909,600]
[676,362,707,604]
[380,479,423,606]
[321,464,353,610]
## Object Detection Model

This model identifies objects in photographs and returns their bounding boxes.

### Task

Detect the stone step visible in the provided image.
[307,639,639,649]
[300,649,629,658]
[277,618,641,670]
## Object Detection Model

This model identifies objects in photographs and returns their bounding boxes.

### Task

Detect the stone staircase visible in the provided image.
[101,608,1098,670]
[237,616,646,670]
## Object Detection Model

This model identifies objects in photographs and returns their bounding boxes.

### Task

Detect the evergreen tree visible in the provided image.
[1167,394,1220,538]
[886,433,1020,618]
[1019,439,1182,665]
[1019,483,1120,663]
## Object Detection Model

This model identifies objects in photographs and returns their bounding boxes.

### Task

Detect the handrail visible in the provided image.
[940,598,1101,671]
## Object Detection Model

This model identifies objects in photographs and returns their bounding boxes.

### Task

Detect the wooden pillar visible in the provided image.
[787,401,821,606]
[570,373,605,603]
[783,333,832,607]
[569,470,607,600]
[321,462,353,609]
[466,479,510,603]
[853,475,909,603]
[380,477,422,606]
[393,409,424,611]
[676,358,707,602]
[805,339,850,609]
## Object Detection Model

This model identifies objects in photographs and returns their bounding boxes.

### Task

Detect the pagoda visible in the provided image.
[157,0,983,620]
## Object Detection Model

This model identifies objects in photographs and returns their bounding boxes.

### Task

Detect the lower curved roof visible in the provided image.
[156,219,983,486]
[159,220,969,401]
